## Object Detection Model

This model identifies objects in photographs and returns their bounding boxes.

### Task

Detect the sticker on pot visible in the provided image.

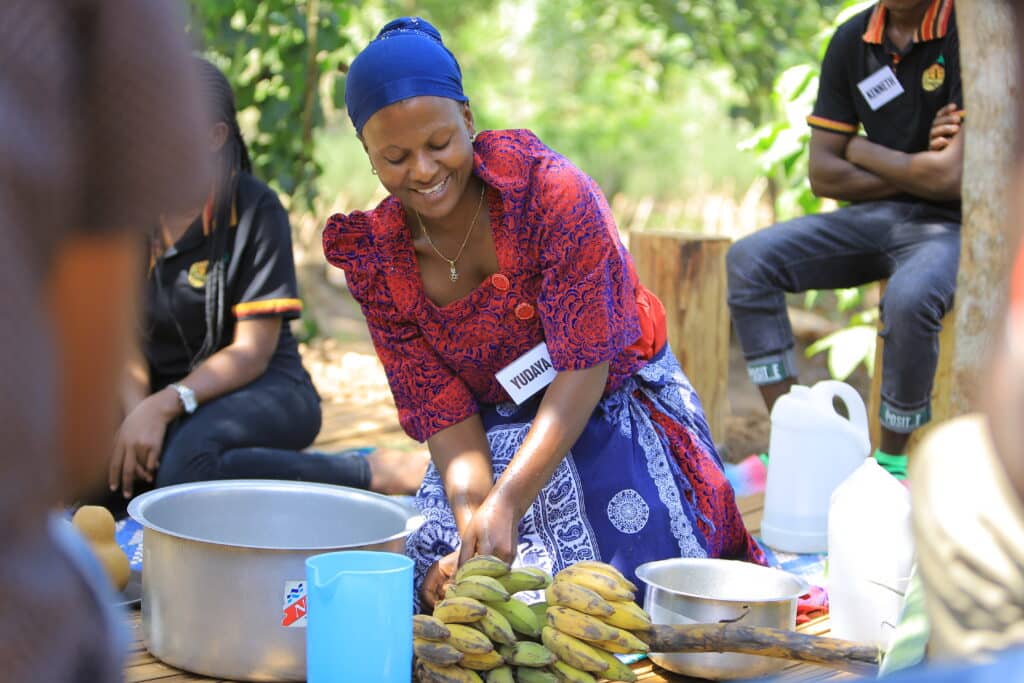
[281,580,308,628]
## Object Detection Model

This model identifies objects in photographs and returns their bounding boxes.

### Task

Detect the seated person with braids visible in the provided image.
[108,58,428,500]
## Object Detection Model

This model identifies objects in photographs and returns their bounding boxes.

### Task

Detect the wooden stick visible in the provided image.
[646,623,881,674]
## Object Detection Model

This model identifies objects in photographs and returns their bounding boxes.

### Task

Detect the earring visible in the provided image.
[470,133,476,143]
[371,166,378,175]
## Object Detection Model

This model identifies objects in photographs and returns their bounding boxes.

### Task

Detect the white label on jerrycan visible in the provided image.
[281,580,308,628]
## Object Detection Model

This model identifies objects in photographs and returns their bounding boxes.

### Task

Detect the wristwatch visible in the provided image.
[170,383,198,415]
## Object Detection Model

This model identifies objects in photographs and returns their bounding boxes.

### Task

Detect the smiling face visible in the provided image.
[360,96,476,222]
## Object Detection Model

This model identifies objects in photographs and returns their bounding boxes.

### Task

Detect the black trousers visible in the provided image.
[154,370,371,488]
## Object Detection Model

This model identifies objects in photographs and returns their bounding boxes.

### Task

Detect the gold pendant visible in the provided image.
[449,264,459,282]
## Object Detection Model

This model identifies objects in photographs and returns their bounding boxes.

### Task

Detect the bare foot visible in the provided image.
[366,448,430,496]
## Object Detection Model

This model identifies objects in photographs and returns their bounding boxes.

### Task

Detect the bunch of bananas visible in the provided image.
[413,556,652,683]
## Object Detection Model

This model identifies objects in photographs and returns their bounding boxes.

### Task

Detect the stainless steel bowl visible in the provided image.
[635,558,809,680]
[128,480,421,682]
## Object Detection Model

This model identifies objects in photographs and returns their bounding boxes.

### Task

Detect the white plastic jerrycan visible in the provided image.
[761,380,870,553]
[828,458,914,649]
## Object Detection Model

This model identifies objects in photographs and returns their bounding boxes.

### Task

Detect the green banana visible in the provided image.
[545,581,615,617]
[414,637,464,666]
[549,660,598,683]
[414,614,452,641]
[497,642,557,667]
[484,597,542,638]
[453,575,511,603]
[514,667,559,683]
[539,627,609,674]
[497,567,552,594]
[434,597,488,624]
[455,555,511,582]
[476,605,517,645]
[446,623,496,655]
[484,665,515,683]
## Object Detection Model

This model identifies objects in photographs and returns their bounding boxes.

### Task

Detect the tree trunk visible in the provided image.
[941,0,1017,416]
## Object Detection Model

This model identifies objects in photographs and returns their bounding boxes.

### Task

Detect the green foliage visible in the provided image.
[188,0,353,207]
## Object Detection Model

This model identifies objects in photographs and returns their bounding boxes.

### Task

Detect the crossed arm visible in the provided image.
[808,103,964,203]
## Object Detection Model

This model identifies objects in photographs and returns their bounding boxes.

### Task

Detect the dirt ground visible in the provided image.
[300,268,871,463]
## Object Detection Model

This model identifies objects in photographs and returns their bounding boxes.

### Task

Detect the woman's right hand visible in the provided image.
[109,387,179,497]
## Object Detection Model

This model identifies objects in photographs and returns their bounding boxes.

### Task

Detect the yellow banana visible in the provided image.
[415,637,464,665]
[545,581,614,617]
[589,648,638,682]
[455,554,511,582]
[570,561,639,593]
[549,660,598,683]
[434,597,488,624]
[445,584,459,600]
[418,660,485,683]
[484,664,515,683]
[484,597,542,638]
[539,627,609,674]
[514,667,559,683]
[589,624,649,654]
[453,575,511,603]
[555,566,634,602]
[544,606,620,643]
[414,614,452,641]
[458,648,506,671]
[476,605,517,645]
[497,641,556,667]
[601,599,653,632]
[497,567,552,594]
[446,623,496,655]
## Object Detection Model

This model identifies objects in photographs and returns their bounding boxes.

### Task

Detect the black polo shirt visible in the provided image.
[145,172,307,390]
[808,0,961,164]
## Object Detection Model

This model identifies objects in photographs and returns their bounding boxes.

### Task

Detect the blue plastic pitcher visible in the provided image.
[305,551,414,682]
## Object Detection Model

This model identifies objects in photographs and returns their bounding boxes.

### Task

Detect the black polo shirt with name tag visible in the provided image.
[808,0,961,164]
[145,172,306,389]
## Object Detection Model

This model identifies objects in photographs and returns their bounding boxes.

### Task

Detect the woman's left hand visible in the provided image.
[457,492,520,566]
[109,387,179,496]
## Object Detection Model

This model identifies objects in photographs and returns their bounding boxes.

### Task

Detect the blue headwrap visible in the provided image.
[345,17,468,135]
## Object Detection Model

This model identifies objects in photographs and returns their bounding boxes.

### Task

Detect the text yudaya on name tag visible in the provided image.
[858,65,904,111]
[496,342,557,405]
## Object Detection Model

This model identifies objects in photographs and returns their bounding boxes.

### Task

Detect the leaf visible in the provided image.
[835,286,864,312]
[806,325,876,380]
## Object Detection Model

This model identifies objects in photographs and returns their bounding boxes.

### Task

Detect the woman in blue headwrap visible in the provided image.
[324,17,765,609]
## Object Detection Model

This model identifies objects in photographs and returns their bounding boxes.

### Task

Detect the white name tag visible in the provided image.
[496,342,557,405]
[857,66,904,111]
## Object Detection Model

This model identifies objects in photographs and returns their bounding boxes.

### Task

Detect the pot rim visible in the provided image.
[127,479,420,552]
[634,557,810,603]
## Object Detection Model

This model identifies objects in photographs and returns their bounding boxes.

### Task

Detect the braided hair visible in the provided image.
[193,57,252,364]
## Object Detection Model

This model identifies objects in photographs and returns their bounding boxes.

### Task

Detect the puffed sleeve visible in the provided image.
[531,160,641,371]
[230,188,303,321]
[323,212,478,442]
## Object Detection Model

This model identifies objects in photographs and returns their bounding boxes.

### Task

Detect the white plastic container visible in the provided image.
[761,380,870,553]
[828,458,914,650]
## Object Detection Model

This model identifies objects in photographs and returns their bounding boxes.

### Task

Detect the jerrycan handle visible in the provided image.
[809,380,870,453]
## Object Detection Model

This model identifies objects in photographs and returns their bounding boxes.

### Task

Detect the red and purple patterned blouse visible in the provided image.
[324,129,664,442]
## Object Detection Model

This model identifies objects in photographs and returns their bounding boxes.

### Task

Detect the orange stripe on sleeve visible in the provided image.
[807,116,858,134]
[233,298,303,318]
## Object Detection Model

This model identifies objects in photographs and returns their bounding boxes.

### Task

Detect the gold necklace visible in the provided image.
[415,182,486,282]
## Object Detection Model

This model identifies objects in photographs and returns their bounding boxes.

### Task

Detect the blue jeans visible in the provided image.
[726,200,960,432]
[154,370,371,488]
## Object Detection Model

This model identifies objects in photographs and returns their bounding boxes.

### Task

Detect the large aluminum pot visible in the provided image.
[635,558,808,680]
[127,480,421,682]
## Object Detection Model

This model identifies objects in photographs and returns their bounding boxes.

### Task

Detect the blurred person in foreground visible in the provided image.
[0,1,208,680]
